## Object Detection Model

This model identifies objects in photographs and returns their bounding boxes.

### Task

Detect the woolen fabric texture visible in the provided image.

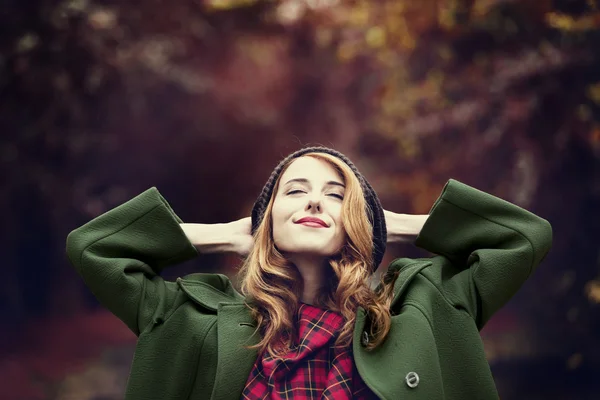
[250,146,387,272]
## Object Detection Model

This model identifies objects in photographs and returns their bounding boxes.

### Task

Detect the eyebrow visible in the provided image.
[283,178,345,188]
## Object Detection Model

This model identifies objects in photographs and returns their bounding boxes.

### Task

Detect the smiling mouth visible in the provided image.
[295,217,328,227]
[297,221,326,228]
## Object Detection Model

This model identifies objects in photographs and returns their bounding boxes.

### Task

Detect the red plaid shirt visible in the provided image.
[242,303,378,399]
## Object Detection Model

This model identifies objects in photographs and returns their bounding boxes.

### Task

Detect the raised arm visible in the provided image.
[65,187,251,335]
[387,179,552,329]
[66,187,199,335]
[180,217,253,256]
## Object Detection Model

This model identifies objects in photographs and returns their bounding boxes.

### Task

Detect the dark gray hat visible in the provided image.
[250,146,387,272]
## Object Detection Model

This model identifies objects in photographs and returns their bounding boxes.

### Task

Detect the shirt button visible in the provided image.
[361,331,369,346]
[405,371,419,388]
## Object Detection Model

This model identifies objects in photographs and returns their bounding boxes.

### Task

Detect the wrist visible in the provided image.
[385,212,429,244]
[180,223,236,253]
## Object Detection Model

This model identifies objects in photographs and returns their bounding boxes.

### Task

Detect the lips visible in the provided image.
[295,217,328,228]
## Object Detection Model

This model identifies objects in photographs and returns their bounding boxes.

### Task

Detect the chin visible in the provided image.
[293,246,339,258]
[274,234,344,257]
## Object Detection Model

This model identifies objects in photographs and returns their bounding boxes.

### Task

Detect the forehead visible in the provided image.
[280,156,342,183]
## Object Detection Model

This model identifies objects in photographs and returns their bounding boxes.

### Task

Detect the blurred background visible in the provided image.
[1,0,600,398]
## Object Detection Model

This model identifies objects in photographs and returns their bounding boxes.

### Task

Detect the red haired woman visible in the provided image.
[66,146,552,400]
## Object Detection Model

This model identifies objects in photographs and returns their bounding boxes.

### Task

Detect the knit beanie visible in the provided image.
[250,146,387,272]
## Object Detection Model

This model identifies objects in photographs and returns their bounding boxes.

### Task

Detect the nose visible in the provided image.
[305,194,322,213]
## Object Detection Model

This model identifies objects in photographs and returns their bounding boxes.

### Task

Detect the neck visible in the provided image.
[288,255,329,305]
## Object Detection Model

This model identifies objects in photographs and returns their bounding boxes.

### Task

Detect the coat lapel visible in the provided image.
[210,303,260,400]
[353,259,432,398]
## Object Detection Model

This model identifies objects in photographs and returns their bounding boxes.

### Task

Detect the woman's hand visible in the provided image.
[383,210,429,244]
[227,217,254,257]
[179,217,254,257]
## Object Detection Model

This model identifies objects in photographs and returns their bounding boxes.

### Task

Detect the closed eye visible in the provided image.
[287,190,343,200]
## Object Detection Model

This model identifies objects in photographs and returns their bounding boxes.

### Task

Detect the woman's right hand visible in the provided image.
[227,217,254,257]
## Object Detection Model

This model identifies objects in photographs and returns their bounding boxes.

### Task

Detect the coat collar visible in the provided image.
[388,259,432,309]
[176,258,431,312]
[176,273,245,310]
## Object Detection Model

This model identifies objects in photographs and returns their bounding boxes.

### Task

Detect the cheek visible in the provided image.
[332,208,344,232]
[332,225,346,249]
[271,214,286,239]
[271,203,292,240]
[325,208,344,246]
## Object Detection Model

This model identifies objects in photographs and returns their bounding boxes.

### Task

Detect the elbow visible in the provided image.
[65,229,87,271]
[532,217,553,265]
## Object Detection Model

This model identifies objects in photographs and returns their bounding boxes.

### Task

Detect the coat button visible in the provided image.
[405,371,419,388]
[361,331,369,346]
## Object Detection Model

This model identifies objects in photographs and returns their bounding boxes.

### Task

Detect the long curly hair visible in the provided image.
[237,152,397,358]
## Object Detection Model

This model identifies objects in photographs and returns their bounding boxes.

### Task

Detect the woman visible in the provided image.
[66,146,552,400]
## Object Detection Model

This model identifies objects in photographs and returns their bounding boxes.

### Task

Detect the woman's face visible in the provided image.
[271,156,346,258]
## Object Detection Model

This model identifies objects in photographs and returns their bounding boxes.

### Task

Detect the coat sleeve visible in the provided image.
[66,187,199,335]
[415,179,552,329]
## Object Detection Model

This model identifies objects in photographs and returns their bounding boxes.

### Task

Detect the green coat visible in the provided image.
[66,179,552,400]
